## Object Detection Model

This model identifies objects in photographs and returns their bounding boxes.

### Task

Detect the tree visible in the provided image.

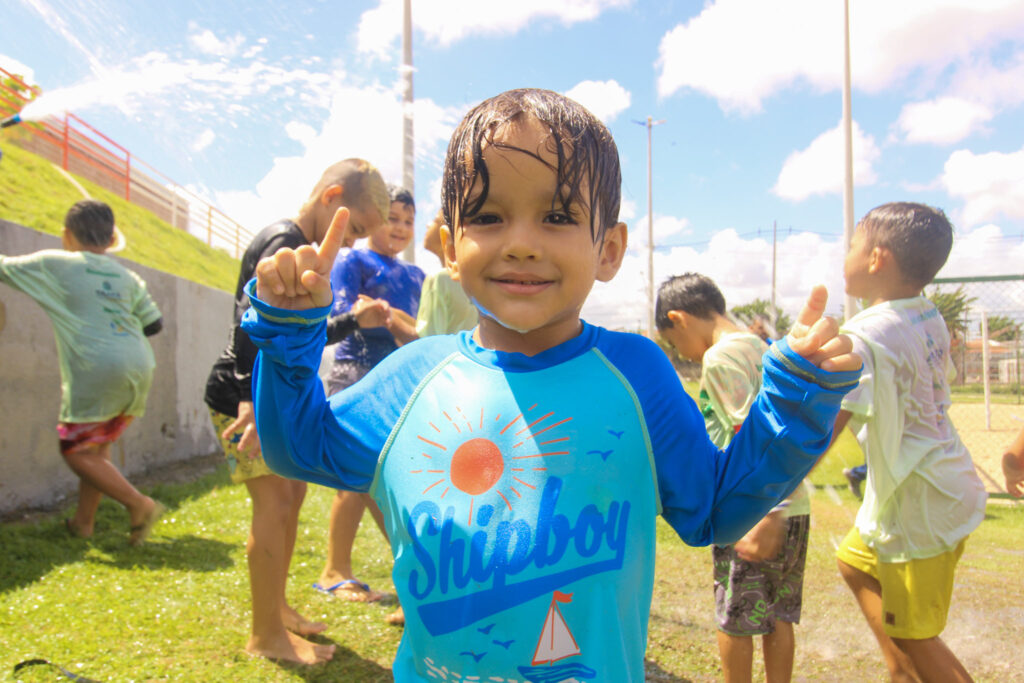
[927,285,976,385]
[983,314,1021,342]
[926,285,975,341]
[730,298,792,337]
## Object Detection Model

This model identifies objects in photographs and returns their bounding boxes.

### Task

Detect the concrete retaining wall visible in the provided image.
[0,219,233,514]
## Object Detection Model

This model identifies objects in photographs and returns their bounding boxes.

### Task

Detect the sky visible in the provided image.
[2,0,1024,331]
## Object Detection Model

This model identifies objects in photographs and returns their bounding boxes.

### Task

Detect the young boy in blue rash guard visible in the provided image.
[243,88,861,682]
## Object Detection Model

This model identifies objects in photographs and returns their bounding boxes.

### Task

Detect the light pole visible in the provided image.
[842,0,855,319]
[634,116,665,338]
[400,0,415,263]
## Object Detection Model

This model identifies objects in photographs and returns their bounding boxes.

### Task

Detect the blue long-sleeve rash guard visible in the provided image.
[243,280,859,682]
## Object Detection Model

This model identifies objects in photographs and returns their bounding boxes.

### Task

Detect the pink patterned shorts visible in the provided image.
[57,415,134,456]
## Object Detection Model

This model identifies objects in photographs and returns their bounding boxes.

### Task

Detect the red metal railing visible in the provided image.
[0,66,253,258]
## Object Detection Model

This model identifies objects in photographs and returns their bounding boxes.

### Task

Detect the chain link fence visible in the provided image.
[928,275,1024,494]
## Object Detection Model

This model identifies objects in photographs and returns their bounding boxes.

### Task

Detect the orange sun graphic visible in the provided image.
[409,403,574,524]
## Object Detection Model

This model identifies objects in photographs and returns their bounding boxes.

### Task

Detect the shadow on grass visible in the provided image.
[644,658,696,682]
[0,461,235,593]
[272,637,394,682]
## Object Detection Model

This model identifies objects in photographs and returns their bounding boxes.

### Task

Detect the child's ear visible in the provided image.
[321,183,344,206]
[666,309,688,329]
[596,222,628,282]
[868,245,888,274]
[440,224,459,280]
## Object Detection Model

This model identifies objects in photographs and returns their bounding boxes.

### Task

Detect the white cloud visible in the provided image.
[773,120,879,201]
[583,219,1024,331]
[188,24,246,58]
[584,227,849,330]
[215,87,461,234]
[357,0,630,59]
[190,128,215,153]
[284,121,317,145]
[941,223,1024,280]
[629,214,691,251]
[656,0,1024,113]
[564,80,631,122]
[941,145,1024,227]
[618,197,637,222]
[895,97,993,145]
[16,50,335,120]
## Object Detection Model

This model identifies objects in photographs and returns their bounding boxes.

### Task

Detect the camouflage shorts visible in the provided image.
[713,514,810,636]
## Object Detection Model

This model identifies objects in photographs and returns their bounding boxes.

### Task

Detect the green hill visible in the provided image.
[0,139,239,293]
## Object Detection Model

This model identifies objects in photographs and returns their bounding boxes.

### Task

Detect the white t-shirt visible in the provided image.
[841,296,986,562]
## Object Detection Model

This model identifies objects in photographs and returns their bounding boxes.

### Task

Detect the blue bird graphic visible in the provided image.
[460,651,486,663]
[607,429,624,439]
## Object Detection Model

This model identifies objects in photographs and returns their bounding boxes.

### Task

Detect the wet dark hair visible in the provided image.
[441,88,621,242]
[860,202,953,287]
[388,183,415,210]
[64,199,115,247]
[655,273,726,330]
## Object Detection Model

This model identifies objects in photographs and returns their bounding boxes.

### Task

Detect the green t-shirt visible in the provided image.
[700,331,810,516]
[0,249,161,422]
[415,269,478,337]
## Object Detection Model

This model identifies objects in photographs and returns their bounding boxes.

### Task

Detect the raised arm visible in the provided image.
[628,287,861,547]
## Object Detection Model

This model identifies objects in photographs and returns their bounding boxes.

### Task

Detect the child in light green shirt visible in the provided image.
[0,200,164,544]
[657,272,810,683]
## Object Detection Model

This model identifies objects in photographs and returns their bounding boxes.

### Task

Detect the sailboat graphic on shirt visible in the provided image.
[517,591,596,683]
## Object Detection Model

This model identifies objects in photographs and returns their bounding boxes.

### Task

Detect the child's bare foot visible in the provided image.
[65,518,93,538]
[385,605,404,627]
[128,498,166,546]
[282,605,327,636]
[246,630,335,665]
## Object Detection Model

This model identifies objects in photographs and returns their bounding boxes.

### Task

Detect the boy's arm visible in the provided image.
[329,249,361,317]
[242,210,373,488]
[143,318,163,336]
[635,288,860,546]
[1002,425,1024,498]
[703,354,787,561]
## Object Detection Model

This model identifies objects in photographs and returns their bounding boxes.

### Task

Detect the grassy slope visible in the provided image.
[0,139,238,293]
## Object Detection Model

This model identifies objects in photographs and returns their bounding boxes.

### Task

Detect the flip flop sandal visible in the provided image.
[312,579,384,602]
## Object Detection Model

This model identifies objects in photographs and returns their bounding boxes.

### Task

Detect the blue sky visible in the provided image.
[3,0,1024,330]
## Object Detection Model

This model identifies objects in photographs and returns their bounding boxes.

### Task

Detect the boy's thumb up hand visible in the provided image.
[787,285,861,373]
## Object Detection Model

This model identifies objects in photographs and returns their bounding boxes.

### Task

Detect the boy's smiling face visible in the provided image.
[369,200,415,257]
[444,117,626,355]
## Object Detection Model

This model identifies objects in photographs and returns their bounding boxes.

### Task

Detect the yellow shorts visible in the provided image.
[836,527,965,639]
[209,408,274,484]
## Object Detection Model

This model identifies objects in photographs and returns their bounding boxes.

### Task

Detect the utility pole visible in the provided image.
[401,0,415,262]
[634,116,665,338]
[771,220,777,326]
[842,0,855,319]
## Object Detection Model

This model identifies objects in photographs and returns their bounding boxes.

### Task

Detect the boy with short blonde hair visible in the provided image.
[242,88,861,680]
[835,202,986,683]
[204,158,388,665]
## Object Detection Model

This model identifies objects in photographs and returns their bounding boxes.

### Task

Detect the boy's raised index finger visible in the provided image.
[317,207,350,269]
[795,285,829,328]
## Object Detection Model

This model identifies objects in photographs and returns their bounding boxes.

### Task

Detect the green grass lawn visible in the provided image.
[2,444,1021,682]
[0,139,239,293]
